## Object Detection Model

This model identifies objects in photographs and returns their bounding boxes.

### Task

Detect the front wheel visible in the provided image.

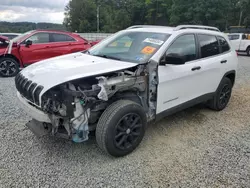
[207,77,232,111]
[96,100,147,157]
[0,57,19,77]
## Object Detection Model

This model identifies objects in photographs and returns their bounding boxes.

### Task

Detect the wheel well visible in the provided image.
[111,91,143,106]
[225,73,235,86]
[0,54,20,67]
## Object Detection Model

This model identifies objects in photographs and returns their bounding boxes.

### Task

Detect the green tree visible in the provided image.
[63,0,250,33]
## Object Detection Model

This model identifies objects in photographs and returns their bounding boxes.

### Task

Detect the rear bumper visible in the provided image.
[17,92,51,123]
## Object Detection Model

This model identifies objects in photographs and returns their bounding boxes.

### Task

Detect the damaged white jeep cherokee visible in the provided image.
[16,25,238,157]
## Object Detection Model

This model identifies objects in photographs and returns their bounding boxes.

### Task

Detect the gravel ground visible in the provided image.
[0,57,250,187]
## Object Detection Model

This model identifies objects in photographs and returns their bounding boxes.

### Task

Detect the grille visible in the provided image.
[15,73,44,106]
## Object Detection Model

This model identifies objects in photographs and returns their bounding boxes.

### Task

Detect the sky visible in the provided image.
[0,0,70,24]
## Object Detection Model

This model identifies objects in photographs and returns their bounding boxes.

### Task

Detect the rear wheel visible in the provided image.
[247,47,250,56]
[0,57,19,77]
[207,77,232,111]
[96,100,147,157]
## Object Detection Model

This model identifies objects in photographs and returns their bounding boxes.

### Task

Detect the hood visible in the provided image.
[20,52,137,94]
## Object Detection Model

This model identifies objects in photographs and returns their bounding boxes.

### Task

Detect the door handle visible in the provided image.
[191,66,201,71]
[45,46,50,48]
[221,60,227,64]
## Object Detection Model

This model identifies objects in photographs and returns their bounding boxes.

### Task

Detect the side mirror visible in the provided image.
[160,54,185,66]
[25,40,32,47]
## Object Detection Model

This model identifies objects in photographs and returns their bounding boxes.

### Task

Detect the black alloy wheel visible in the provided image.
[96,100,147,157]
[218,84,231,108]
[0,58,19,77]
[114,113,143,150]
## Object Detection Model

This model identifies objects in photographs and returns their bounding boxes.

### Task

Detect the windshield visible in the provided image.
[88,31,170,63]
[12,30,34,42]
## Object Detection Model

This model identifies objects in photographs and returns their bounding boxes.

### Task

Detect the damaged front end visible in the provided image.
[26,65,154,143]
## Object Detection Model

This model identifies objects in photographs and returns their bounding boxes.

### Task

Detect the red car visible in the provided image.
[0,30,94,77]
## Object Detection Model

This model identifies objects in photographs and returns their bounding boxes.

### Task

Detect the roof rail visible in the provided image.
[174,25,220,32]
[127,25,173,30]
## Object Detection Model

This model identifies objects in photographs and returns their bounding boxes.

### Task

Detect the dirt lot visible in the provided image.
[0,57,249,187]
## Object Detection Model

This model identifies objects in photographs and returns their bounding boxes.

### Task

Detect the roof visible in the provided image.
[126,25,223,36]
[0,33,21,35]
[34,29,74,34]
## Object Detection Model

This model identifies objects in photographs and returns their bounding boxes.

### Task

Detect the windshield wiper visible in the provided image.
[82,50,90,54]
[94,54,121,61]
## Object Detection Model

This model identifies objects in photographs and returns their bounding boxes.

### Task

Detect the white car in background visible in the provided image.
[15,25,238,157]
[0,33,21,40]
[228,33,250,56]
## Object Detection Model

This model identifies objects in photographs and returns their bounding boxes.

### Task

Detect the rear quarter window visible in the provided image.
[217,36,230,53]
[51,33,76,42]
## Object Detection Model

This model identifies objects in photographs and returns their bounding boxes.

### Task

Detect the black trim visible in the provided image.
[220,70,236,87]
[156,93,215,122]
[237,50,247,53]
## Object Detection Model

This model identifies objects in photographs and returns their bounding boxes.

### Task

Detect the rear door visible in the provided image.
[49,33,77,56]
[194,34,225,96]
[19,32,51,64]
[49,33,89,56]
[228,34,241,50]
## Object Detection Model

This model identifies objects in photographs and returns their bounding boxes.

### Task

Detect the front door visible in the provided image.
[157,34,202,114]
[19,32,52,64]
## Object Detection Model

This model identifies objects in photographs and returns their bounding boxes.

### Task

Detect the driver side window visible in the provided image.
[166,34,197,63]
[26,33,50,44]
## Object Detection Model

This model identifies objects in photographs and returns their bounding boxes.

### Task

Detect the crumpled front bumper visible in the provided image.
[17,92,51,123]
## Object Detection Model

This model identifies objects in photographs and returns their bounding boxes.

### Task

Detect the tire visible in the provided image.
[96,100,147,157]
[0,57,19,77]
[207,77,232,111]
[247,47,250,56]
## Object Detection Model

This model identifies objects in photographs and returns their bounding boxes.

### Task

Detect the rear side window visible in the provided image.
[228,35,240,40]
[217,36,230,53]
[51,33,76,42]
[166,34,197,62]
[198,34,219,58]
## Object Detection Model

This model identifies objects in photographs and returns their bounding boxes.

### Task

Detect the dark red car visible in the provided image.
[0,30,95,77]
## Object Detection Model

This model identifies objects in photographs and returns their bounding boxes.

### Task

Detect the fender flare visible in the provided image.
[217,70,236,89]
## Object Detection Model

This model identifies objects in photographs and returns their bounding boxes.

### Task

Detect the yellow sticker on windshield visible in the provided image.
[141,46,156,54]
[109,42,117,47]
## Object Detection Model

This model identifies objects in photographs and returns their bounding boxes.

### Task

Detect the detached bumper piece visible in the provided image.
[26,119,78,140]
[26,119,51,137]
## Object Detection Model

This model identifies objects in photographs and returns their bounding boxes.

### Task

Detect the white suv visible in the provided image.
[15,25,238,157]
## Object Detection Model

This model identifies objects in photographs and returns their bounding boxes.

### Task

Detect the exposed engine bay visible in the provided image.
[33,63,158,142]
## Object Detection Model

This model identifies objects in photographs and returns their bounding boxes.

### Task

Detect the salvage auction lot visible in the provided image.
[0,57,249,187]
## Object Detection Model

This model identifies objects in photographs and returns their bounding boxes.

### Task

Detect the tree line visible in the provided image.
[0,22,65,33]
[64,0,250,33]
